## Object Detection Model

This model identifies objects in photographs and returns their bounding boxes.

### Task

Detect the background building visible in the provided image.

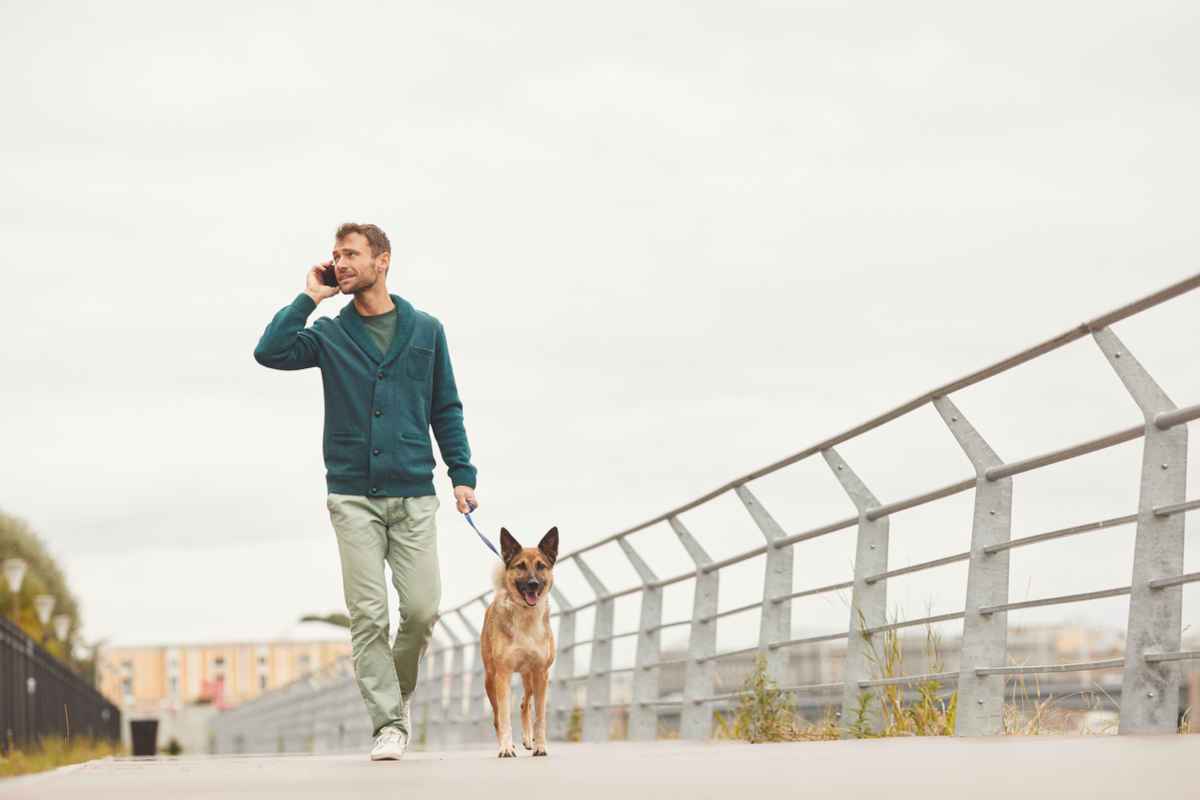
[96,623,350,752]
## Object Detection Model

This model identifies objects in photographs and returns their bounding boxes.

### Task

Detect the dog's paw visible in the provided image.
[497,745,517,758]
[533,748,548,757]
[522,736,533,750]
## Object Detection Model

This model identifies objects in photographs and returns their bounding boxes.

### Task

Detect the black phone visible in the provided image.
[321,258,339,288]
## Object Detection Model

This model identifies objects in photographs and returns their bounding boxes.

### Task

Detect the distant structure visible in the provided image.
[96,625,351,752]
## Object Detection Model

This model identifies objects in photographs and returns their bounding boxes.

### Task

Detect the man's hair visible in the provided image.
[335,222,391,258]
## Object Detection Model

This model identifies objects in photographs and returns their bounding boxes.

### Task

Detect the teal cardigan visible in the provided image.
[253,292,477,497]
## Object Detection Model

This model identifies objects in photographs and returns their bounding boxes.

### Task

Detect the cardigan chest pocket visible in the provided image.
[407,346,434,381]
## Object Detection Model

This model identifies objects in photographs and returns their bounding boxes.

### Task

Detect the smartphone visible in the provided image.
[321,257,339,288]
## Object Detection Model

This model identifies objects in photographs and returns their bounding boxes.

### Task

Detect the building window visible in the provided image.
[259,673,268,690]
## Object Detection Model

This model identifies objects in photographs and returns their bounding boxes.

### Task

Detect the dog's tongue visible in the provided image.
[522,591,538,606]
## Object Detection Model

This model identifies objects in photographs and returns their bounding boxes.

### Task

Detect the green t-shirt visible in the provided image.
[360,307,397,356]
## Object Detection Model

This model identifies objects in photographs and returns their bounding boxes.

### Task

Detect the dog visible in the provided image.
[480,526,558,757]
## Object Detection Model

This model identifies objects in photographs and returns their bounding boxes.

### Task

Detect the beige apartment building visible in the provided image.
[97,634,351,717]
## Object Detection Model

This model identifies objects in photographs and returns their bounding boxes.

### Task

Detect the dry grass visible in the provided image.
[565,705,583,742]
[714,654,840,742]
[0,736,122,779]
[854,616,956,738]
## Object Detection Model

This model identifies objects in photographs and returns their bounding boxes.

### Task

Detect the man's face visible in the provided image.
[332,232,389,294]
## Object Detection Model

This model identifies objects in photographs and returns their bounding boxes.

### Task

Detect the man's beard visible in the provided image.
[347,270,379,295]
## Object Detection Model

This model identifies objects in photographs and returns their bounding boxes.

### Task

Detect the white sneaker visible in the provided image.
[370,725,408,761]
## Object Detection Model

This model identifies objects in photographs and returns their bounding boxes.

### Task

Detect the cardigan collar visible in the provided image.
[337,293,417,367]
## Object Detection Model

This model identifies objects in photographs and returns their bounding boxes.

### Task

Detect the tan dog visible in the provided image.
[480,526,558,757]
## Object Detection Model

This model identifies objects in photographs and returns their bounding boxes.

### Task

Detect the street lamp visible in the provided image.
[34,594,56,644]
[53,613,71,642]
[3,558,27,621]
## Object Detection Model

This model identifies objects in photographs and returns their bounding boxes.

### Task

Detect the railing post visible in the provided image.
[822,448,888,736]
[575,555,614,741]
[455,608,486,742]
[669,515,718,740]
[933,396,1013,736]
[1093,326,1189,733]
[618,537,662,740]
[734,485,793,682]
[549,585,576,741]
[423,642,446,748]
[436,620,465,746]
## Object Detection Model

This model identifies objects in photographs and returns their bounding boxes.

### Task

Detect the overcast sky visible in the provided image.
[2,2,1197,661]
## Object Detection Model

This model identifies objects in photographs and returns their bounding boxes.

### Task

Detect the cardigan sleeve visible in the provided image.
[429,321,477,488]
[253,293,320,370]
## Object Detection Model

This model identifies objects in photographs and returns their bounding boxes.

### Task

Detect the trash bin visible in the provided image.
[130,718,159,756]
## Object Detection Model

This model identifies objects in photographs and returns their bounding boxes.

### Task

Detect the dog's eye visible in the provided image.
[536,563,545,571]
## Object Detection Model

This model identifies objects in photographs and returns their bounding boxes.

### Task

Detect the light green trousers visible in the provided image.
[326,493,442,738]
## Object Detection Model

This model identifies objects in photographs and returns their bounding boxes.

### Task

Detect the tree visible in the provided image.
[0,509,82,668]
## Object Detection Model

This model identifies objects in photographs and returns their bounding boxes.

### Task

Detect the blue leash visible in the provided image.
[463,500,501,559]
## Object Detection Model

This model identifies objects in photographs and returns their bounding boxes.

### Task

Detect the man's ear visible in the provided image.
[537,527,559,566]
[500,527,522,565]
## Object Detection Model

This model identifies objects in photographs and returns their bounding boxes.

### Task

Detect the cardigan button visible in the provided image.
[372,449,381,456]
[374,409,382,417]
[377,371,384,379]
[370,487,379,495]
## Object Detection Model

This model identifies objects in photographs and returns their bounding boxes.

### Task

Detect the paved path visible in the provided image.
[3,737,1197,799]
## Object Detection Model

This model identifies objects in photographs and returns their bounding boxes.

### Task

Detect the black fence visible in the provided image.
[0,613,120,753]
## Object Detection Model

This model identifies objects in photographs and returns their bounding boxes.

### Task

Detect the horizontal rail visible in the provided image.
[640,657,689,671]
[594,666,637,677]
[1148,572,1200,590]
[1153,498,1200,517]
[862,611,965,636]
[985,513,1137,554]
[978,586,1130,616]
[648,619,692,634]
[697,645,760,664]
[700,545,769,574]
[699,601,763,624]
[780,682,844,694]
[1154,402,1200,430]
[774,516,859,550]
[547,455,1198,634]
[564,273,1200,552]
[693,691,743,703]
[772,580,854,603]
[768,631,849,650]
[865,478,975,521]
[975,658,1124,677]
[858,671,959,689]
[1143,651,1200,664]
[865,552,969,585]
[985,424,1144,481]
[639,699,684,707]
[547,440,1193,626]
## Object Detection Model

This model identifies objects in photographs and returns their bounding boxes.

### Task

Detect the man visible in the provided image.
[253,222,478,761]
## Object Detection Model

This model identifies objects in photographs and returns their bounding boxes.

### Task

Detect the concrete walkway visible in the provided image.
[2,737,1197,799]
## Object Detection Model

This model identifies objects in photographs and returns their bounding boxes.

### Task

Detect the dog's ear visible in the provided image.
[538,526,559,566]
[500,527,522,565]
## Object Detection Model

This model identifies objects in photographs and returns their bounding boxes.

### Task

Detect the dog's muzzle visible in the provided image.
[518,580,541,606]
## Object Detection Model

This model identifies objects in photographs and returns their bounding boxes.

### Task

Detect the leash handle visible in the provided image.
[463,499,501,559]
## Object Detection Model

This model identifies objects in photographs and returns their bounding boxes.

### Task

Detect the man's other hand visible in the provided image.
[454,486,477,514]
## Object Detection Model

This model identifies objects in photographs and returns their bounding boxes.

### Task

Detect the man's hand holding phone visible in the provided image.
[304,260,341,304]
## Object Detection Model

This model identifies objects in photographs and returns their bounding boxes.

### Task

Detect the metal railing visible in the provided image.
[0,614,121,753]
[214,272,1200,751]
